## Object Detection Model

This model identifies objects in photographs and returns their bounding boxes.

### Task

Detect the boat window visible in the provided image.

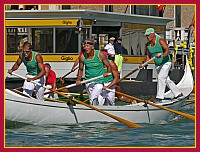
[131,5,160,17]
[56,28,78,53]
[32,28,53,53]
[24,5,38,10]
[62,5,71,10]
[105,5,113,12]
[6,28,28,53]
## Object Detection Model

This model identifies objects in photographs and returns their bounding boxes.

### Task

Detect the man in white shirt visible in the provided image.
[104,37,115,61]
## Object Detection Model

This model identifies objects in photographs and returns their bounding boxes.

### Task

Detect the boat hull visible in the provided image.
[5,57,193,125]
[6,89,186,125]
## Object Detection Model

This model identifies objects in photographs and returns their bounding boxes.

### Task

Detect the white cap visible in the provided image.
[109,37,115,41]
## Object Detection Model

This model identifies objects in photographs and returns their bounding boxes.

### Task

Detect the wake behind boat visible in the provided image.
[5,58,194,125]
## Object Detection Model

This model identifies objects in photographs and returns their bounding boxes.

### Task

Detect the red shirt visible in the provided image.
[46,70,56,86]
[156,5,164,12]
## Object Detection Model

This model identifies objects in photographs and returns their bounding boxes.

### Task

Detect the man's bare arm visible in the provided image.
[76,54,84,84]
[159,38,170,57]
[99,52,111,77]
[105,61,119,89]
[8,53,23,75]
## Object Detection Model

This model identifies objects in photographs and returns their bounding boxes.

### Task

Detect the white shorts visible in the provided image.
[85,82,103,105]
[98,82,116,106]
[23,74,46,100]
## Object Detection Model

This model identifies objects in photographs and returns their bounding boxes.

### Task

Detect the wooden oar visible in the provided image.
[11,72,141,128]
[59,66,78,81]
[56,73,112,91]
[185,99,195,102]
[57,67,79,91]
[118,56,156,82]
[45,97,66,103]
[83,98,90,103]
[62,92,88,96]
[106,88,195,121]
[45,73,112,95]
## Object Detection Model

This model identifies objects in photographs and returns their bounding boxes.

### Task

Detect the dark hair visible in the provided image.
[44,63,51,69]
[118,37,122,41]
[84,39,94,45]
[23,42,33,49]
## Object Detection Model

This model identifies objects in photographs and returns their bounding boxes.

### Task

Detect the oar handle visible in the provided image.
[56,73,112,91]
[61,67,78,79]
[11,72,50,90]
[141,56,156,68]
[118,56,156,82]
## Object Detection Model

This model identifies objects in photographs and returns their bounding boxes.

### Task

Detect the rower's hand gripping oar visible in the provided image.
[118,56,156,82]
[11,72,142,128]
[106,88,195,121]
[45,73,113,95]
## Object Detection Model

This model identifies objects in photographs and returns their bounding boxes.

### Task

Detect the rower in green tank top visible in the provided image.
[84,50,105,82]
[76,39,111,105]
[22,51,40,75]
[8,42,46,100]
[142,28,182,103]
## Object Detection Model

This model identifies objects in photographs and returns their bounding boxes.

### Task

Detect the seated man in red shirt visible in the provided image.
[44,63,58,99]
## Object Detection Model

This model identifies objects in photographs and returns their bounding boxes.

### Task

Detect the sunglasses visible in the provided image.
[84,41,94,45]
[23,50,31,53]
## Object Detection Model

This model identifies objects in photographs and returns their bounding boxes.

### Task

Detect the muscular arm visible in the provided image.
[71,58,79,72]
[32,54,45,81]
[8,53,23,74]
[106,61,119,89]
[99,52,111,77]
[76,54,84,84]
[159,38,170,57]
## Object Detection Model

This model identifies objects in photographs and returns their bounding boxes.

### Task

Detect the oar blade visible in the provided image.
[112,89,195,122]
[56,91,142,128]
[148,101,195,121]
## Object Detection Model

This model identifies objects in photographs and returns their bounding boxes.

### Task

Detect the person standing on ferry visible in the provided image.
[141,28,183,103]
[8,42,46,100]
[104,37,116,61]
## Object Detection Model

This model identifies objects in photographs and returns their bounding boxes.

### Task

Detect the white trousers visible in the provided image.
[23,74,45,100]
[156,62,181,99]
[85,82,103,106]
[98,82,116,106]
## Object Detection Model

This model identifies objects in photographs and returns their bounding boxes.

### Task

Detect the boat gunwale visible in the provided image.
[6,91,186,112]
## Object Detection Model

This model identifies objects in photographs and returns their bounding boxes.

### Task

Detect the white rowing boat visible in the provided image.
[5,58,194,125]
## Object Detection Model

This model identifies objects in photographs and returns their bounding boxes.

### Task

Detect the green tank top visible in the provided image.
[147,36,171,66]
[22,51,40,75]
[84,50,105,82]
[104,60,113,83]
